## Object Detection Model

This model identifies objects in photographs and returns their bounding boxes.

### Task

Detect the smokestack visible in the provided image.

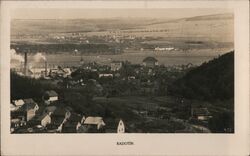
[45,60,48,76]
[24,52,28,76]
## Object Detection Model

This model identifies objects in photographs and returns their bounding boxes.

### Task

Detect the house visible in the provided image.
[36,113,51,127]
[154,47,174,51]
[111,61,123,71]
[13,99,25,108]
[10,103,18,111]
[62,68,72,77]
[117,119,125,133]
[43,90,58,104]
[142,57,158,68]
[191,108,212,121]
[99,73,113,78]
[11,118,26,132]
[79,116,105,133]
[20,99,39,121]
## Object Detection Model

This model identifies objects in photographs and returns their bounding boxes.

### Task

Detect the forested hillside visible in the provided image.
[169,51,234,101]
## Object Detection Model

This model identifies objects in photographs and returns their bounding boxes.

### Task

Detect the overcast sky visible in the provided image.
[12,8,233,20]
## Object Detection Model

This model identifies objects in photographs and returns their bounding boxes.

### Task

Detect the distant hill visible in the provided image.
[11,18,158,36]
[138,13,233,42]
[168,51,234,101]
[185,13,233,21]
[11,13,234,42]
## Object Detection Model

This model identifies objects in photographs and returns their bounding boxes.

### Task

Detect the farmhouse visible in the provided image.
[20,98,39,121]
[117,119,125,133]
[99,73,113,78]
[142,57,158,68]
[11,118,27,133]
[43,90,58,104]
[78,116,106,133]
[36,113,51,127]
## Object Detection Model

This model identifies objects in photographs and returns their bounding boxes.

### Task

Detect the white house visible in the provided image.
[117,119,125,133]
[63,68,72,77]
[84,116,106,130]
[155,47,174,51]
[37,114,51,127]
[13,99,25,108]
[99,73,113,78]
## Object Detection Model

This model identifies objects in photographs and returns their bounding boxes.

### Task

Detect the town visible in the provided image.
[10,13,234,133]
[10,52,217,133]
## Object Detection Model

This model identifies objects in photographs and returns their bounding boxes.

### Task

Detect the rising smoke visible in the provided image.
[33,52,47,62]
[10,49,24,62]
[11,50,47,69]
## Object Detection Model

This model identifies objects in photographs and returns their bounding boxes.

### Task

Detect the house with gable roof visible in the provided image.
[19,98,39,121]
[142,57,158,68]
[78,116,105,133]
[43,90,58,105]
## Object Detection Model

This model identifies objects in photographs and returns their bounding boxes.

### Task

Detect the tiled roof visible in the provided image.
[37,114,50,121]
[20,99,38,111]
[84,116,105,125]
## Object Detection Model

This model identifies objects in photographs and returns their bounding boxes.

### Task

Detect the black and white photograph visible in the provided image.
[10,8,235,134]
[1,1,250,156]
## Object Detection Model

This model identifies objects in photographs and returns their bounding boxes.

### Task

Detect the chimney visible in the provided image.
[24,52,28,76]
[45,60,48,76]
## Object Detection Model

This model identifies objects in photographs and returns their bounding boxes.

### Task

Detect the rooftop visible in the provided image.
[84,116,105,125]
[36,113,50,121]
[20,99,38,111]
[13,99,25,106]
[23,98,35,104]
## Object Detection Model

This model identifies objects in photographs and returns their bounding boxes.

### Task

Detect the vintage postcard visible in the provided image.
[1,0,249,155]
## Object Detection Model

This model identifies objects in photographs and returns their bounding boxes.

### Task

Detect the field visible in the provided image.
[91,96,212,133]
[11,13,234,66]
